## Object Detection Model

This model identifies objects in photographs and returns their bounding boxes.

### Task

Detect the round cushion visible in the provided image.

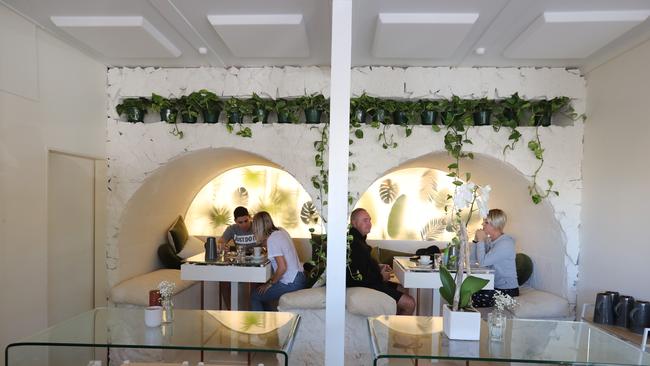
[516,253,533,286]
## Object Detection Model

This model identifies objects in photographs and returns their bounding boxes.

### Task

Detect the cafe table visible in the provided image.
[5,307,300,366]
[181,251,272,310]
[367,315,650,366]
[392,256,495,316]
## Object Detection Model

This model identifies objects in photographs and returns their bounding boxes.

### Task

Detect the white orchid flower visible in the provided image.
[453,182,476,210]
[477,185,491,218]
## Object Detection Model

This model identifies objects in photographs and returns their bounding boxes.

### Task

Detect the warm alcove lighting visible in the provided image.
[354,168,481,241]
[185,165,320,238]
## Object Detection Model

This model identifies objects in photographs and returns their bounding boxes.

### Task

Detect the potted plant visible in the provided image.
[116,97,151,123]
[439,96,471,126]
[249,93,273,124]
[150,94,178,123]
[497,93,530,127]
[350,93,374,124]
[223,97,253,124]
[440,182,491,340]
[471,98,494,126]
[418,100,441,125]
[367,97,390,125]
[176,95,201,123]
[297,93,329,124]
[530,96,572,127]
[188,89,222,123]
[274,99,299,124]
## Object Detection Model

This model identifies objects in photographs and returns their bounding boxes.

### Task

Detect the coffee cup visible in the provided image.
[145,306,162,327]
[253,247,262,258]
[594,292,615,325]
[628,300,650,334]
[419,255,431,264]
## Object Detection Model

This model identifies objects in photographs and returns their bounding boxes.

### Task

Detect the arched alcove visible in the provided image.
[114,148,314,286]
[354,151,568,299]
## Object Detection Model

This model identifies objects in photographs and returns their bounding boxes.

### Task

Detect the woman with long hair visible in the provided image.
[250,211,306,311]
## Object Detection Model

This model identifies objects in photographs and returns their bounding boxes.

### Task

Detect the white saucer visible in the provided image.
[251,255,265,261]
[418,261,432,266]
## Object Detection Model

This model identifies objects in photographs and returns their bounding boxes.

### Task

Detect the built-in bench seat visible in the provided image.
[110,269,200,308]
[510,286,571,320]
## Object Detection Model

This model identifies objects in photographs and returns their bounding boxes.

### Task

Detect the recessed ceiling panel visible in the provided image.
[372,12,479,59]
[208,14,309,58]
[505,10,650,59]
[50,16,181,58]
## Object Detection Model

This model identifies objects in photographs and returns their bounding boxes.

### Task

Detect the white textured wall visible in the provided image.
[0,5,106,365]
[107,66,585,305]
[580,40,650,308]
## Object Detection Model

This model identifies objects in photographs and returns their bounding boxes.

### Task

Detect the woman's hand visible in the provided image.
[257,282,273,294]
[475,229,487,242]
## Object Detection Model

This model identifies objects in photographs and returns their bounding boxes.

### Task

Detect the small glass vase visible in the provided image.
[161,297,174,323]
[488,311,506,341]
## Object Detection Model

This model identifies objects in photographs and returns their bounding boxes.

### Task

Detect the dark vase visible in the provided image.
[277,111,292,124]
[392,111,408,125]
[420,110,438,125]
[304,108,322,124]
[371,109,388,124]
[202,108,221,124]
[180,111,198,123]
[159,108,178,124]
[534,111,552,127]
[252,108,269,124]
[473,110,492,126]
[228,112,244,124]
[352,108,366,124]
[125,106,146,123]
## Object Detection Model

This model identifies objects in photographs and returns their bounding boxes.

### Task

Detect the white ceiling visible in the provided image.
[4,0,650,72]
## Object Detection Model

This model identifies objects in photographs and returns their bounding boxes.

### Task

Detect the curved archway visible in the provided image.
[353,151,568,298]
[113,148,310,286]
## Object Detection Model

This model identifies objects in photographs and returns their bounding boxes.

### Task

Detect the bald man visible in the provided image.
[347,208,415,315]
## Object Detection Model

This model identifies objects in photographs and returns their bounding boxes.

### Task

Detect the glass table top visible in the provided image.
[8,307,300,353]
[368,315,650,365]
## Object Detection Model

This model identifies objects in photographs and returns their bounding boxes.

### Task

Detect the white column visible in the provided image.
[325,0,352,365]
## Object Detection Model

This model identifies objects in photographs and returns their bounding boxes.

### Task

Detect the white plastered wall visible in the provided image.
[0,4,106,364]
[106,66,585,306]
[579,40,650,308]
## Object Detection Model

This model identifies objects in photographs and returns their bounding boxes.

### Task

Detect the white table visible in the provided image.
[181,252,272,310]
[392,256,494,316]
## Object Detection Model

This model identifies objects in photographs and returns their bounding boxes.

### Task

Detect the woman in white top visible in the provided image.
[250,211,306,311]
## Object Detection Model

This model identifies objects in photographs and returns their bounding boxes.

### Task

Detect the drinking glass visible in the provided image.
[433,253,443,269]
[488,312,506,341]
[236,245,246,262]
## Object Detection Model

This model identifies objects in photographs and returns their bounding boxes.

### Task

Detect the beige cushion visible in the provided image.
[177,235,204,259]
[279,287,326,309]
[110,269,197,306]
[346,287,396,316]
[512,287,569,319]
[278,287,396,316]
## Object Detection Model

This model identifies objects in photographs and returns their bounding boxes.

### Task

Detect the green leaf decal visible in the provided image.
[386,194,407,238]
[420,218,447,241]
[300,201,319,225]
[232,187,249,206]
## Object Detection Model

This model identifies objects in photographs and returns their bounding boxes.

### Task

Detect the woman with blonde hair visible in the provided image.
[250,211,306,311]
[471,208,519,307]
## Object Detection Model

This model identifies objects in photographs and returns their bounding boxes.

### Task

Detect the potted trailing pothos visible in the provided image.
[249,93,273,124]
[418,100,441,125]
[151,94,183,139]
[116,97,151,123]
[274,98,299,124]
[529,96,573,127]
[471,98,494,126]
[176,95,201,123]
[350,93,374,124]
[440,181,491,340]
[188,89,222,123]
[297,93,329,124]
[223,97,253,137]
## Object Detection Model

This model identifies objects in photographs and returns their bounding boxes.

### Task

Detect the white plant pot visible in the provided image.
[442,304,481,340]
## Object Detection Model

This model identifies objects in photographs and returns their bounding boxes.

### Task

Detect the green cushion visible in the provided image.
[516,253,533,286]
[167,215,189,253]
[371,247,413,265]
[157,242,182,269]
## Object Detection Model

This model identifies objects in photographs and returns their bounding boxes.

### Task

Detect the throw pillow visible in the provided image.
[167,215,189,253]
[157,242,182,269]
[516,253,534,285]
[177,235,204,259]
[311,269,326,288]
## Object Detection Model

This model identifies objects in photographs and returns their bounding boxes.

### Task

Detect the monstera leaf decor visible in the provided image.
[379,179,399,204]
[232,187,249,206]
[300,201,319,225]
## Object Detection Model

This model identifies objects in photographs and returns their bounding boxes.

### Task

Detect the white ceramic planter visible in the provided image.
[442,304,481,340]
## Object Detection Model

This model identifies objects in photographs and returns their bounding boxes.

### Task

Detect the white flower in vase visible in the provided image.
[493,290,518,313]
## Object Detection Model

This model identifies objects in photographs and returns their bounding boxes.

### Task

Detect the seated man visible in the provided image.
[346,208,415,315]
